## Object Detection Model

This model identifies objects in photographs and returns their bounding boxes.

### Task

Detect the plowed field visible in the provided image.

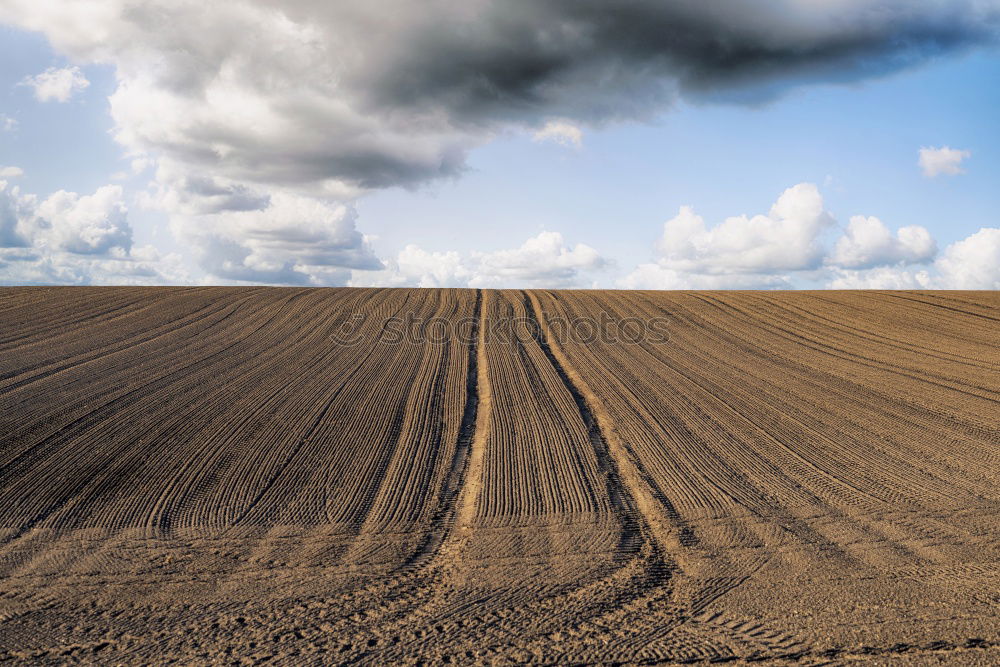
[1,288,998,664]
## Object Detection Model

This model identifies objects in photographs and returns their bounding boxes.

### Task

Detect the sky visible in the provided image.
[0,1,998,289]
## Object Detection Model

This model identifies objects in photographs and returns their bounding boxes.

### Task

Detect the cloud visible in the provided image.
[0,167,24,178]
[131,157,152,174]
[21,65,90,102]
[142,159,272,216]
[934,227,1000,289]
[533,120,583,148]
[620,182,835,288]
[919,146,971,177]
[170,193,380,285]
[827,267,933,290]
[0,245,187,286]
[28,185,132,255]
[0,180,35,248]
[352,231,606,288]
[0,180,182,284]
[0,115,16,132]
[1,181,131,255]
[2,1,997,196]
[656,182,833,273]
[620,182,961,290]
[473,231,606,287]
[828,216,936,269]
[828,228,1000,289]
[352,246,472,288]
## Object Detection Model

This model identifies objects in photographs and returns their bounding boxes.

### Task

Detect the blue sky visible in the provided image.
[1,3,998,288]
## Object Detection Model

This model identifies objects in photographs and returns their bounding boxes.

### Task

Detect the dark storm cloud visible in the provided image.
[361,0,1000,124]
[5,1,998,191]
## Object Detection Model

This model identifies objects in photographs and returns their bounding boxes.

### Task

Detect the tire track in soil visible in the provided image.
[521,294,696,633]
[524,290,803,659]
[325,290,487,662]
[351,291,678,663]
[335,289,463,546]
[351,291,677,664]
[402,288,483,569]
[522,291,658,564]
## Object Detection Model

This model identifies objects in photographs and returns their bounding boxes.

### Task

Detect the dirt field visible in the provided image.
[1,288,998,665]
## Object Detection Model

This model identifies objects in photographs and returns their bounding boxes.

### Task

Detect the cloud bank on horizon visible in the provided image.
[619,183,997,290]
[0,0,998,288]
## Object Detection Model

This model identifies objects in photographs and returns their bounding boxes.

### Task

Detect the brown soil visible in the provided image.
[1,287,998,665]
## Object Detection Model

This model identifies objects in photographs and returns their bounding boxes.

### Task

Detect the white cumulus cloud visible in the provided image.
[0,167,24,178]
[0,180,35,248]
[827,228,1000,289]
[918,146,971,178]
[657,183,834,273]
[1,181,132,255]
[620,183,834,288]
[0,180,182,284]
[21,65,90,102]
[352,231,607,289]
[32,185,132,255]
[618,183,834,289]
[934,228,1000,289]
[828,216,936,269]
[473,231,605,287]
[620,183,987,290]
[352,246,472,288]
